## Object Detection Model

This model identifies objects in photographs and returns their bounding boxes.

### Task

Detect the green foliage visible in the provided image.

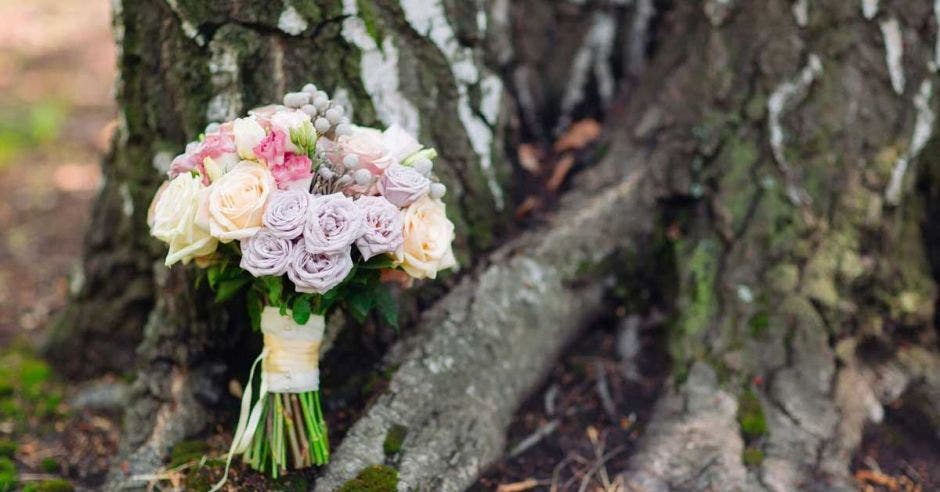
[737,389,768,438]
[22,479,74,492]
[168,440,209,468]
[0,101,68,167]
[291,295,312,325]
[336,465,398,492]
[748,312,769,336]
[0,441,15,459]
[0,457,16,492]
[742,446,765,467]
[382,424,408,456]
[39,457,60,473]
[0,344,64,429]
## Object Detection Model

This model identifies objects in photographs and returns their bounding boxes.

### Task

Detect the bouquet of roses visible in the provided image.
[147,83,456,484]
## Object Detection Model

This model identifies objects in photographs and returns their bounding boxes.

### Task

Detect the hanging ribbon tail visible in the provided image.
[210,349,267,492]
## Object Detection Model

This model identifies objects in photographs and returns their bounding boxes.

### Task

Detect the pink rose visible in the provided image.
[271,152,313,190]
[168,130,238,184]
[253,129,288,167]
[379,163,430,207]
[328,127,395,174]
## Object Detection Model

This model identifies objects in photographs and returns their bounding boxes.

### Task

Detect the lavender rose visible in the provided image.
[288,246,354,294]
[355,196,403,260]
[378,163,430,207]
[263,189,309,239]
[304,193,364,253]
[239,229,294,276]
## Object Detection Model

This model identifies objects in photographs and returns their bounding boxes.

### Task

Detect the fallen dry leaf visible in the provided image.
[515,195,542,220]
[554,119,601,153]
[496,478,541,492]
[546,155,575,192]
[517,143,543,175]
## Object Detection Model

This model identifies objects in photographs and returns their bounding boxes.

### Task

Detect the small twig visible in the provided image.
[594,360,617,420]
[508,419,560,458]
[544,384,559,416]
[496,478,548,492]
[577,445,628,492]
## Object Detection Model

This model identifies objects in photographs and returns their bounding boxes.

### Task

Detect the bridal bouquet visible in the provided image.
[147,83,456,484]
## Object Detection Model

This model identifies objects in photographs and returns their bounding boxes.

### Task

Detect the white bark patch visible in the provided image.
[861,0,878,20]
[559,12,617,129]
[206,41,242,122]
[120,183,134,217]
[400,0,505,209]
[341,0,420,136]
[934,0,940,69]
[332,87,354,121]
[792,0,808,27]
[885,80,934,205]
[164,0,204,45]
[767,54,823,206]
[628,0,655,77]
[704,0,734,26]
[277,5,308,35]
[879,18,905,95]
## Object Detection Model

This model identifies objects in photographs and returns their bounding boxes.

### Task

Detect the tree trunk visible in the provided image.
[52,0,940,490]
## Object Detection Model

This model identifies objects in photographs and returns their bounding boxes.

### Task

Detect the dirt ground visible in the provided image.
[0,0,113,345]
[0,1,935,491]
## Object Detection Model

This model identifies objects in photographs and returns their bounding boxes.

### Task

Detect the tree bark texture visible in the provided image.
[53,0,940,490]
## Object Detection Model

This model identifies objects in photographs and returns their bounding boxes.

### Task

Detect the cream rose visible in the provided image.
[396,196,457,279]
[201,161,276,242]
[233,117,266,160]
[149,173,218,266]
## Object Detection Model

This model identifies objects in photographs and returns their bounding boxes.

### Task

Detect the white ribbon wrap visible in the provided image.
[210,307,324,492]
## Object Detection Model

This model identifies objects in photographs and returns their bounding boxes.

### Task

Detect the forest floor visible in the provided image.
[0,1,935,491]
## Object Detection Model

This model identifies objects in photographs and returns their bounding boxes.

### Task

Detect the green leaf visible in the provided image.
[292,296,312,325]
[347,289,376,322]
[360,254,396,270]
[375,285,399,329]
[206,265,222,289]
[247,289,263,331]
[215,277,250,303]
[260,276,284,307]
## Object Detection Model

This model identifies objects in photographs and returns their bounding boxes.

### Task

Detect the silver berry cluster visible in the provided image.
[282,83,352,138]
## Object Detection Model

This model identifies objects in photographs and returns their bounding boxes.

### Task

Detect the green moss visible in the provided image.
[0,344,65,429]
[677,239,719,336]
[168,440,209,468]
[336,464,398,492]
[0,441,15,459]
[382,424,408,456]
[742,446,765,466]
[356,0,384,47]
[0,457,16,492]
[737,389,768,438]
[22,479,74,492]
[39,457,59,473]
[747,310,769,336]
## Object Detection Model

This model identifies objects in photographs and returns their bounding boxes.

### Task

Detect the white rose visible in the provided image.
[200,161,276,242]
[396,196,457,279]
[381,124,422,161]
[149,173,218,265]
[233,117,266,160]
